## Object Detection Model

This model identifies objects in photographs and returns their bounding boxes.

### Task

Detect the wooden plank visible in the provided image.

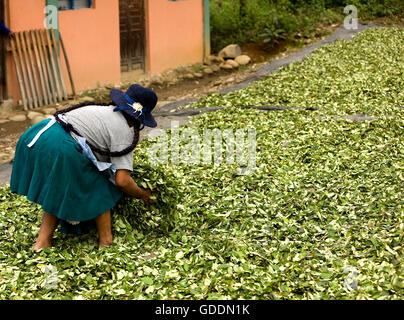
[33,29,53,104]
[39,29,57,103]
[25,31,44,106]
[15,32,33,109]
[30,30,49,106]
[59,34,76,97]
[23,31,42,107]
[20,32,38,108]
[50,28,68,100]
[44,29,63,102]
[10,37,28,110]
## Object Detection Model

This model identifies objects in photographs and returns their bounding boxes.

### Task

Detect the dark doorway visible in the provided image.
[119,0,146,73]
[0,0,7,102]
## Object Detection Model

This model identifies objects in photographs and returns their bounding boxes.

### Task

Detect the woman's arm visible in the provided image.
[115,169,152,204]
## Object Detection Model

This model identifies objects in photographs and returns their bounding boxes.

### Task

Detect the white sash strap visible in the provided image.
[27,117,57,148]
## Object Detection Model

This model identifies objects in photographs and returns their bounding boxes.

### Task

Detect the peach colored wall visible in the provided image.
[6,0,46,104]
[6,0,120,105]
[145,0,204,75]
[58,1,120,94]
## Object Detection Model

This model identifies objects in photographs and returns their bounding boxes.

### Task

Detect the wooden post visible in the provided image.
[15,32,34,109]
[32,29,53,105]
[10,37,28,110]
[44,29,62,101]
[59,33,76,97]
[24,31,43,106]
[39,29,57,103]
[50,28,67,100]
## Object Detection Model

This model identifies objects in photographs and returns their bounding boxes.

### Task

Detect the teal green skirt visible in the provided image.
[10,119,123,235]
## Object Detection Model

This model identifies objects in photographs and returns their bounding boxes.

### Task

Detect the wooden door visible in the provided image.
[0,0,6,102]
[119,0,145,73]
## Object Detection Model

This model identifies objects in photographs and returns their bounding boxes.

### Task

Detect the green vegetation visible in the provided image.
[115,162,180,234]
[0,27,402,299]
[210,0,404,52]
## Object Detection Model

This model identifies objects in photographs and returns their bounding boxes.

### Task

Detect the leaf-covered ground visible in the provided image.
[0,27,403,300]
[190,27,403,117]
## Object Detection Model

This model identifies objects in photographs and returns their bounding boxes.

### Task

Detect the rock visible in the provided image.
[193,72,203,78]
[220,62,233,70]
[156,100,170,108]
[30,115,47,125]
[210,65,220,72]
[213,80,222,86]
[56,105,67,111]
[226,77,235,84]
[27,111,43,120]
[68,100,80,106]
[218,44,242,59]
[225,59,240,68]
[203,67,214,74]
[152,79,164,86]
[0,99,14,114]
[183,73,194,80]
[0,119,10,124]
[235,55,251,65]
[204,55,224,65]
[42,107,57,115]
[79,96,95,103]
[9,114,27,122]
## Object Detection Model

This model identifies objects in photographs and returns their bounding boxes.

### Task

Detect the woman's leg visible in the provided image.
[34,212,59,250]
[95,210,114,247]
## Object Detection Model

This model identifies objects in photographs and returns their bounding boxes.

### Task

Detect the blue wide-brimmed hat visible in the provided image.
[110,84,158,129]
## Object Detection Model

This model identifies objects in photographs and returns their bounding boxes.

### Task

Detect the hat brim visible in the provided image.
[144,112,157,128]
[110,89,127,108]
[110,89,157,128]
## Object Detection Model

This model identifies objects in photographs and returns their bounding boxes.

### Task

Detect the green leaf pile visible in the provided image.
[189,27,403,116]
[113,162,180,234]
[0,27,402,300]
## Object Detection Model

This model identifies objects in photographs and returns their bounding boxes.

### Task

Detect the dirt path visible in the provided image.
[0,22,379,187]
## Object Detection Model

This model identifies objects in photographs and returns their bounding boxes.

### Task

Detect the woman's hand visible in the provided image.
[141,189,153,205]
[115,169,153,204]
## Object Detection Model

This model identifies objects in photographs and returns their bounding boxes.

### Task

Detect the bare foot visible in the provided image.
[99,235,114,248]
[33,240,52,251]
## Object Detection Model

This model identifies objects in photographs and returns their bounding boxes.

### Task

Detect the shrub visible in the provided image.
[209,0,403,52]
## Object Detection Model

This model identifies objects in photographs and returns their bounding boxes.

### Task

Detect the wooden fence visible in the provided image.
[8,29,71,110]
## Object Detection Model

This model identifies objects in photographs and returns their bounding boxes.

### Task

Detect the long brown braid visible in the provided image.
[54,102,140,157]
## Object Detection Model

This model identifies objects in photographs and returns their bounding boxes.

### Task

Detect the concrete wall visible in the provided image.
[145,0,204,75]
